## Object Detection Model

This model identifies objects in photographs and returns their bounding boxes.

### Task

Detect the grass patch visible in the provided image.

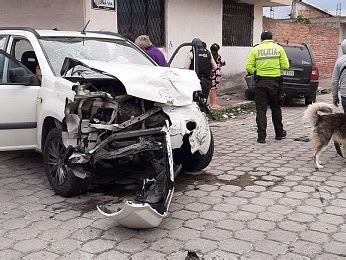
[211,101,256,121]
[317,88,331,95]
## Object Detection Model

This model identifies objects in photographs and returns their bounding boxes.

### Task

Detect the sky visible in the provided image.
[263,0,346,19]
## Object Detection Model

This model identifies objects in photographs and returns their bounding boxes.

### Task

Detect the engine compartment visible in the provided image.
[62,78,174,227]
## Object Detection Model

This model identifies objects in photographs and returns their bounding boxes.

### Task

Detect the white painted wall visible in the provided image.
[165,0,222,57]
[83,1,117,32]
[165,0,265,92]
[0,0,84,30]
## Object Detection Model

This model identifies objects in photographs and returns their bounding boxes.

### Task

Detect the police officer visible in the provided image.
[185,38,217,99]
[245,31,289,143]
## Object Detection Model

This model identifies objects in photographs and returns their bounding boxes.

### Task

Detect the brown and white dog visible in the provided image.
[303,102,346,169]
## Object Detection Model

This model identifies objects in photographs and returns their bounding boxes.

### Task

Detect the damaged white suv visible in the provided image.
[0,28,213,228]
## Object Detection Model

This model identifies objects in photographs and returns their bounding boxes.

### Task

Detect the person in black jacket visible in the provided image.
[184,38,217,99]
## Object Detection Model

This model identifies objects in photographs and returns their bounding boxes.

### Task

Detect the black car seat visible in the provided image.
[20,51,38,74]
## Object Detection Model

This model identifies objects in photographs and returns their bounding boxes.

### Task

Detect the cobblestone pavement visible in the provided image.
[1,94,345,259]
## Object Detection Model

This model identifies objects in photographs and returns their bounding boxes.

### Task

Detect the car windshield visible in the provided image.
[39,37,154,76]
[284,46,312,66]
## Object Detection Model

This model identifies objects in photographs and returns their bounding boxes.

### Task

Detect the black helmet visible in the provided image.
[192,38,203,48]
[210,43,220,52]
[261,31,273,41]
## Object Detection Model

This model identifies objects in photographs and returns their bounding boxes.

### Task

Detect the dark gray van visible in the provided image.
[281,43,319,105]
[245,43,319,106]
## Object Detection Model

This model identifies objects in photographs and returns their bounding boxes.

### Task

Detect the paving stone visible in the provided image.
[324,241,346,255]
[309,222,338,234]
[240,204,266,213]
[318,214,344,225]
[241,251,274,260]
[116,238,149,253]
[299,230,330,245]
[250,197,275,206]
[48,238,82,254]
[217,219,245,231]
[258,211,284,222]
[0,249,22,260]
[278,197,302,207]
[225,197,248,205]
[131,250,166,260]
[5,226,41,241]
[199,210,227,221]
[81,239,114,254]
[71,227,104,242]
[135,228,168,243]
[170,227,200,241]
[160,217,184,230]
[325,206,346,216]
[234,228,265,242]
[169,210,199,220]
[278,221,307,232]
[57,250,94,260]
[212,203,238,213]
[290,240,322,257]
[150,238,183,254]
[288,212,315,223]
[229,210,257,221]
[248,219,276,232]
[185,202,210,212]
[267,205,293,214]
[184,218,211,231]
[22,250,59,260]
[13,238,49,253]
[267,228,298,243]
[205,250,239,260]
[254,239,287,256]
[296,205,323,215]
[332,232,346,243]
[219,238,253,254]
[315,253,345,260]
[184,238,218,253]
[95,250,129,260]
[201,228,232,242]
[277,253,310,260]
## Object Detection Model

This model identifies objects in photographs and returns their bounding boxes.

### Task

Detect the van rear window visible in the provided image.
[283,46,312,66]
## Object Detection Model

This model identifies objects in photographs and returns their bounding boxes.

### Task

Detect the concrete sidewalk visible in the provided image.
[214,77,332,109]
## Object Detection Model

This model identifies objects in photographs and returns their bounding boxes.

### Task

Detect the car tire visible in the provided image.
[43,128,89,197]
[305,93,316,106]
[180,131,214,172]
[245,89,255,100]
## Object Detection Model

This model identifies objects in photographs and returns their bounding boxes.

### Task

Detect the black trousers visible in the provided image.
[254,79,284,139]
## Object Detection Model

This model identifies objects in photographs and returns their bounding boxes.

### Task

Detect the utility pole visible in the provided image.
[336,3,341,16]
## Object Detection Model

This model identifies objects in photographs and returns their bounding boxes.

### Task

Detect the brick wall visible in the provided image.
[263,18,339,78]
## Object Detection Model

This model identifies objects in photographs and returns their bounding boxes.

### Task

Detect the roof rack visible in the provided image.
[0,27,40,37]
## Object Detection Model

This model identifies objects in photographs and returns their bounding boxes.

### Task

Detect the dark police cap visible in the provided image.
[261,31,273,41]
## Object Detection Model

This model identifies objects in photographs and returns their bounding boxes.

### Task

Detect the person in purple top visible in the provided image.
[134,35,168,67]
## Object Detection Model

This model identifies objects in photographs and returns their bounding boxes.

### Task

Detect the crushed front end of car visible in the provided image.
[58,58,212,228]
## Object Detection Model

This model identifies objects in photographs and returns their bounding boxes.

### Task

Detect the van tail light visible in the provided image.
[310,66,319,80]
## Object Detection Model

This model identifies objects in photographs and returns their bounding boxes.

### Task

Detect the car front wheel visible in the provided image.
[177,131,214,172]
[43,128,88,197]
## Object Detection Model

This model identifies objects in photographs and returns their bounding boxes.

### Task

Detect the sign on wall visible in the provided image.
[92,0,116,11]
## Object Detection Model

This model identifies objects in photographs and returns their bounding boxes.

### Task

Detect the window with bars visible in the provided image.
[222,1,254,47]
[117,0,165,47]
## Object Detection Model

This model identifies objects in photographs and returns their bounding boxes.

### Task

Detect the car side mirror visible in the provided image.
[8,67,38,86]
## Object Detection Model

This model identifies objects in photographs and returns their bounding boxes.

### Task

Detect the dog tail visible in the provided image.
[303,102,333,126]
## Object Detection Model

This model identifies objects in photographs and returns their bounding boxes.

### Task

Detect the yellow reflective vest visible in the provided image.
[245,40,289,77]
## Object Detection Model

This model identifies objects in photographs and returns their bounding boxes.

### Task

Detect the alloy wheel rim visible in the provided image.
[48,138,67,185]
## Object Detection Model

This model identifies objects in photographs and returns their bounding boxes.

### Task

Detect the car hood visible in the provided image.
[61,58,201,106]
